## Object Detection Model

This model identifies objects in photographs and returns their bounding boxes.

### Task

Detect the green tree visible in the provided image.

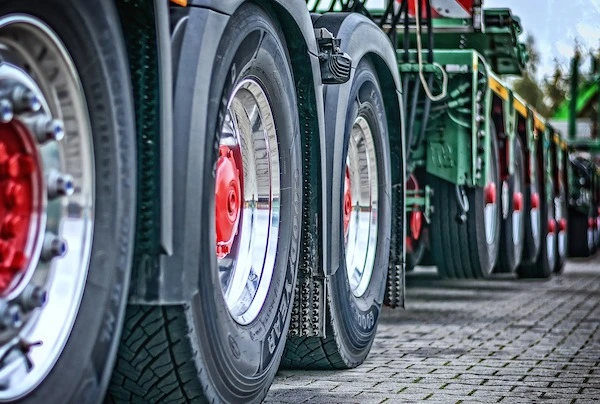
[543,59,568,114]
[512,34,550,115]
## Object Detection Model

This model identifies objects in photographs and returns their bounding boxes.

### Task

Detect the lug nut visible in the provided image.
[0,99,13,123]
[47,170,74,199]
[17,284,48,311]
[10,86,41,113]
[0,301,22,329]
[41,232,67,262]
[29,115,64,143]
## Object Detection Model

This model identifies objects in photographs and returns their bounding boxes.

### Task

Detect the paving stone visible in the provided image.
[265,256,600,403]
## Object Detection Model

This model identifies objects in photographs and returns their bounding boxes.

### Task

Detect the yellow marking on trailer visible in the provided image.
[488,76,509,101]
[170,0,187,6]
[513,98,527,117]
[561,141,568,151]
[553,133,560,145]
[533,115,545,132]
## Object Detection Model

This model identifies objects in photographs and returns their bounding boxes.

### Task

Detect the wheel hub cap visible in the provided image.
[215,145,241,259]
[513,192,523,212]
[343,166,351,236]
[484,183,497,204]
[531,192,540,209]
[0,122,42,292]
[548,219,556,234]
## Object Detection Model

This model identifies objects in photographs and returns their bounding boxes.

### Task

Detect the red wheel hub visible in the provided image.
[407,175,423,241]
[343,166,352,236]
[558,218,567,232]
[531,192,540,210]
[513,191,523,212]
[0,122,40,293]
[547,219,556,234]
[215,145,242,259]
[484,182,497,204]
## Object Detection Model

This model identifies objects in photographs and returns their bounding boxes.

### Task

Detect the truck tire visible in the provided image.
[521,144,542,265]
[518,163,556,278]
[0,1,136,402]
[282,59,391,369]
[567,209,594,257]
[429,133,501,279]
[554,182,568,273]
[497,137,525,273]
[108,5,301,403]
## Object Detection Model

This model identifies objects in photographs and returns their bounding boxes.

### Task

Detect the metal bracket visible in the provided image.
[406,185,434,223]
[314,28,352,85]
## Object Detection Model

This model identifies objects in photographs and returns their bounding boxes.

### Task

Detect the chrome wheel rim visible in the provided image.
[216,78,280,325]
[512,159,524,247]
[484,155,498,246]
[555,194,566,258]
[546,183,556,268]
[344,116,378,298]
[0,15,94,398]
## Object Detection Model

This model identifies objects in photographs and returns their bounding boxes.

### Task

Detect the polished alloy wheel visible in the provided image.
[512,162,524,247]
[344,116,378,298]
[555,194,567,258]
[0,15,94,398]
[216,78,280,326]
[484,165,498,246]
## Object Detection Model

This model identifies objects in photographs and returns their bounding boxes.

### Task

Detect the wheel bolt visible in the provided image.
[29,115,64,143]
[47,170,74,199]
[0,301,22,329]
[17,284,48,311]
[10,86,41,113]
[41,232,67,261]
[0,99,14,123]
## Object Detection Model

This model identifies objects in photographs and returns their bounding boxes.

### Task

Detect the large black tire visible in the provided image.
[0,0,136,402]
[497,137,525,273]
[567,208,594,257]
[108,5,302,403]
[429,133,501,279]
[282,59,391,369]
[518,153,556,278]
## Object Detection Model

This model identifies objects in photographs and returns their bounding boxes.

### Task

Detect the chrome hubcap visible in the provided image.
[484,160,498,246]
[216,79,280,325]
[344,116,378,298]
[0,15,94,398]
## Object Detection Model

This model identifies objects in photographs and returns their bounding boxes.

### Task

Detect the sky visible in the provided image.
[485,0,600,79]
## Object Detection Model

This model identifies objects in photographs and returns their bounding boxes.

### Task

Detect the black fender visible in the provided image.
[312,12,406,282]
[129,0,327,304]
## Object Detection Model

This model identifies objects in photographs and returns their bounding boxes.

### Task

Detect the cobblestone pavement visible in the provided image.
[266,255,600,403]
